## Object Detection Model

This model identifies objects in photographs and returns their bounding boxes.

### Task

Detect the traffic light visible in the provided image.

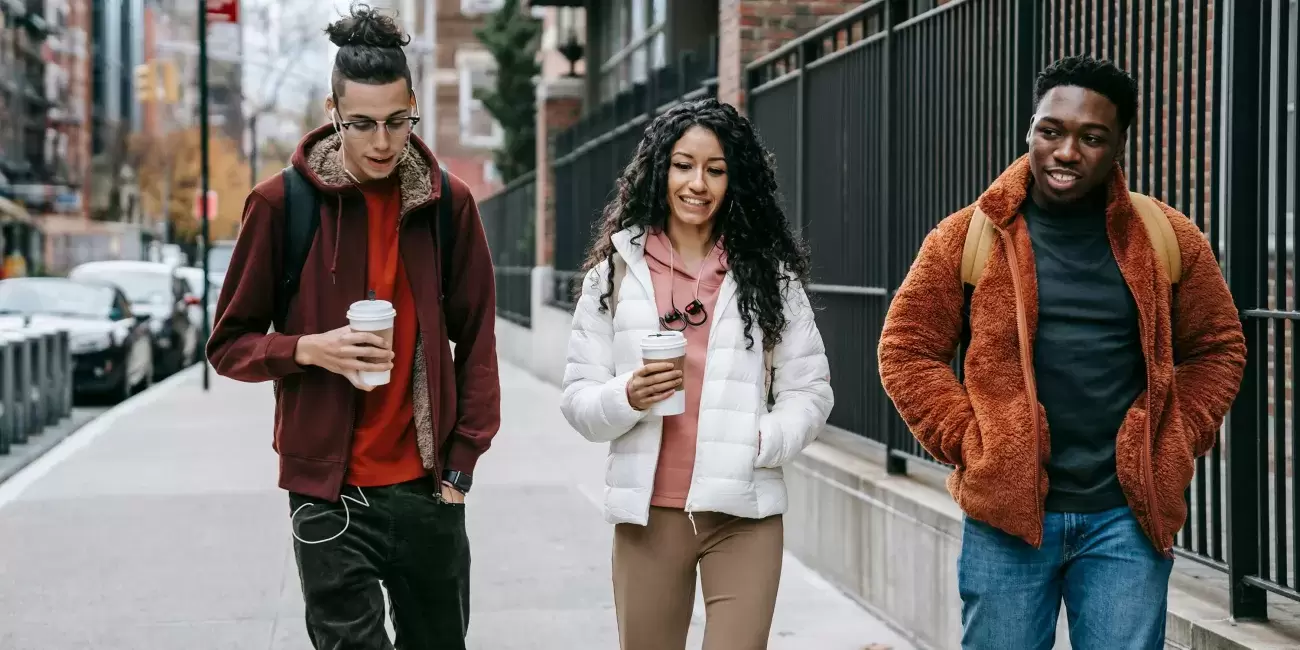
[159,60,179,104]
[133,62,156,102]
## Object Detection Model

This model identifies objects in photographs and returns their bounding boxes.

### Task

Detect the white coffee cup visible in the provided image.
[640,331,687,416]
[346,298,397,387]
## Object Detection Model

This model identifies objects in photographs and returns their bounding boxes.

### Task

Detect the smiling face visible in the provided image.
[666,125,729,230]
[324,79,415,182]
[1027,85,1125,207]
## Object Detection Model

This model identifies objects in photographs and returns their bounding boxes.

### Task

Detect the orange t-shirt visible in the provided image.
[347,177,427,487]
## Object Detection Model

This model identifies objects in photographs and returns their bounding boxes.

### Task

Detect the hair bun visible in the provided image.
[326,3,410,49]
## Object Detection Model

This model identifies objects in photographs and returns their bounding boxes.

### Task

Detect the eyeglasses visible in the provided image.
[338,116,420,140]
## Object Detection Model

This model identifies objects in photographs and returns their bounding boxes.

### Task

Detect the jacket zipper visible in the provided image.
[334,187,437,500]
[398,194,445,493]
[996,225,1045,548]
[1139,310,1167,553]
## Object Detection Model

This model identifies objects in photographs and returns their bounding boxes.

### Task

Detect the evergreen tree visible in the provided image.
[473,0,541,183]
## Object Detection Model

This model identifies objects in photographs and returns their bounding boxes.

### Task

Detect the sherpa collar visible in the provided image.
[303,131,436,216]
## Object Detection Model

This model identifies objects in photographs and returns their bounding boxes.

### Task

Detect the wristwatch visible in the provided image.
[442,470,473,495]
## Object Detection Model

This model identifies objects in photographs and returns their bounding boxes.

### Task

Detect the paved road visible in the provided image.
[0,361,914,649]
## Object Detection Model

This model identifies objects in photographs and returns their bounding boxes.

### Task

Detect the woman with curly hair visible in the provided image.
[559,98,834,648]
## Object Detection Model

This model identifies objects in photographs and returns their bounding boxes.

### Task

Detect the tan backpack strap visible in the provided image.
[1131,192,1182,284]
[763,347,775,403]
[961,206,996,286]
[609,253,627,318]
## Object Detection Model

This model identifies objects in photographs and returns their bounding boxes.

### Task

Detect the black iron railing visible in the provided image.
[481,172,536,327]
[748,0,1297,618]
[550,42,719,309]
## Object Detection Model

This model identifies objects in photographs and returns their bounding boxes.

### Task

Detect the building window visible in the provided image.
[457,49,502,149]
[461,0,504,16]
[598,0,667,103]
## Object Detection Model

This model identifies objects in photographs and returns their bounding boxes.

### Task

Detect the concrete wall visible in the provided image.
[496,266,573,388]
[493,274,1300,650]
[783,431,963,649]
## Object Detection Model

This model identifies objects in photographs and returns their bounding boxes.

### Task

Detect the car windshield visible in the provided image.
[207,245,235,277]
[74,268,171,304]
[0,279,115,319]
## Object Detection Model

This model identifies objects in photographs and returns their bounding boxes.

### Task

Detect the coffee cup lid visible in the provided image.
[641,330,686,350]
[347,298,396,322]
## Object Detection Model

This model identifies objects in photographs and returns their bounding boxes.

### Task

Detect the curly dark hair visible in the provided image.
[581,98,810,351]
[1035,55,1138,130]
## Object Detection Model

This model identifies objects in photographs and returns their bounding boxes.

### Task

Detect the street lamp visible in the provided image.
[556,8,584,78]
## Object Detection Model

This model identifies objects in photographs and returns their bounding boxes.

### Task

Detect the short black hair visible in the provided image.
[325,3,412,99]
[1034,55,1138,131]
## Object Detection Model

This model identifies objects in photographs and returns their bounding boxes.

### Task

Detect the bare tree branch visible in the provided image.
[243,0,324,117]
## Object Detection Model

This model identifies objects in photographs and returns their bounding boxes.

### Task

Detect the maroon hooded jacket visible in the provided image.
[206,124,501,502]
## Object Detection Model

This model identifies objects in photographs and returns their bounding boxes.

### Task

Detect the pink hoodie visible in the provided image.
[644,229,729,509]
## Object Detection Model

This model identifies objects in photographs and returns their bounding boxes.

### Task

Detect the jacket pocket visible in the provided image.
[1131,405,1195,548]
[1183,410,1219,459]
[947,417,983,469]
[276,371,352,461]
[945,401,1044,546]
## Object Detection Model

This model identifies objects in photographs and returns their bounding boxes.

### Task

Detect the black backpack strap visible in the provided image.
[437,166,455,301]
[277,166,320,326]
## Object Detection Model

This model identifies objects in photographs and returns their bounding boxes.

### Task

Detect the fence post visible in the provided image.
[879,0,907,476]
[1013,0,1041,155]
[793,42,806,237]
[1223,0,1268,622]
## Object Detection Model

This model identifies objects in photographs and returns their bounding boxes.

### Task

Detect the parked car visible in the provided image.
[68,260,199,378]
[206,240,236,284]
[0,277,153,402]
[174,266,220,336]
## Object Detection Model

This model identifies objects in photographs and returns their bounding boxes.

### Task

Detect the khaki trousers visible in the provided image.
[612,506,784,650]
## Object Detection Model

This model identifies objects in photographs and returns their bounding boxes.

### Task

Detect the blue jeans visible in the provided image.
[958,507,1173,650]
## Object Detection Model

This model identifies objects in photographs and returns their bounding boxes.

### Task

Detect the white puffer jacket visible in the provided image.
[560,228,834,526]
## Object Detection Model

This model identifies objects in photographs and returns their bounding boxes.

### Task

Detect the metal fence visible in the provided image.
[0,327,74,458]
[549,42,720,308]
[747,0,1297,618]
[481,172,537,327]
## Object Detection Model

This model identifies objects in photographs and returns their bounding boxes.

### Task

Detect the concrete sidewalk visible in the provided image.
[0,360,913,649]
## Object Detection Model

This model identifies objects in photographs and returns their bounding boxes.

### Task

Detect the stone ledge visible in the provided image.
[1164,560,1300,649]
[536,76,585,101]
[794,428,1300,650]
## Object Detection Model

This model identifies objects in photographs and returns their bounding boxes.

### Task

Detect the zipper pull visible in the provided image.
[687,511,698,536]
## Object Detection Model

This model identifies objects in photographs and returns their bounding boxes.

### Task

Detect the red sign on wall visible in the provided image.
[206,0,239,24]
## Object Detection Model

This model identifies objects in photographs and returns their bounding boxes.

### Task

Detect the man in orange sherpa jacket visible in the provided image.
[879,56,1245,649]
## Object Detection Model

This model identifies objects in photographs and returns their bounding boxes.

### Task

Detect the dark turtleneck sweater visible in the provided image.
[1023,190,1145,513]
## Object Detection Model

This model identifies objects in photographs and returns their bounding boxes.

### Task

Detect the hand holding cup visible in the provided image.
[627,362,685,411]
[294,325,394,392]
[633,331,689,415]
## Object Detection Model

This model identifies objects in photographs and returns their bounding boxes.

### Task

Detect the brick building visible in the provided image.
[43,0,91,213]
[518,0,857,276]
[0,0,95,276]
[1,0,88,217]
[372,0,509,200]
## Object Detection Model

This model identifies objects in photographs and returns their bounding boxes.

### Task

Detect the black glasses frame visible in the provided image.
[338,115,421,134]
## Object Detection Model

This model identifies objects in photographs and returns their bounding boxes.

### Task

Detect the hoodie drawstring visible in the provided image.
[330,194,342,284]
